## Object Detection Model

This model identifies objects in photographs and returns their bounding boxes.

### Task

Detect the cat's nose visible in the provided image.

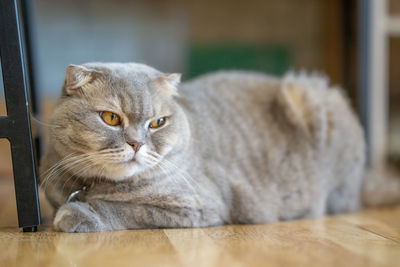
[127,140,143,153]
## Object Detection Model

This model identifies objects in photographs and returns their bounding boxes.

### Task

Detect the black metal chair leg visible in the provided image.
[0,0,41,231]
[20,0,42,161]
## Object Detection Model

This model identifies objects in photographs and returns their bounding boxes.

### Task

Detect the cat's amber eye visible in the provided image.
[100,111,121,126]
[149,117,166,129]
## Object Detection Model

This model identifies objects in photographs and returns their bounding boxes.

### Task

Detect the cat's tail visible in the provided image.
[362,166,400,206]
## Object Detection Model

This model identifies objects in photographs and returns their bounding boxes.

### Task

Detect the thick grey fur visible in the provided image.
[40,62,366,232]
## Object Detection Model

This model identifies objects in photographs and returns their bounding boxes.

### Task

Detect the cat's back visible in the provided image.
[178,70,281,136]
[179,71,280,103]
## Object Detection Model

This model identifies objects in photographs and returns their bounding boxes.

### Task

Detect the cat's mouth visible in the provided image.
[123,154,142,165]
[124,157,136,164]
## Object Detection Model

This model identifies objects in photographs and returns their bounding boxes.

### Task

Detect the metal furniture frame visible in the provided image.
[0,0,40,232]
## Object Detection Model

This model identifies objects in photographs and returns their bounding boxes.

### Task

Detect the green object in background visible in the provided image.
[187,44,291,78]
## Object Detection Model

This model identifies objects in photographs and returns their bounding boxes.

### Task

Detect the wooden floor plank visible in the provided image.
[337,206,400,243]
[0,228,180,267]
[200,219,399,267]
[1,215,399,267]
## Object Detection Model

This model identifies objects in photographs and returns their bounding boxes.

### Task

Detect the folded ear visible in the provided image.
[155,73,181,96]
[63,64,101,96]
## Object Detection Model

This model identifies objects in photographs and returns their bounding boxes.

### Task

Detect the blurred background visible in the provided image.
[1,0,400,181]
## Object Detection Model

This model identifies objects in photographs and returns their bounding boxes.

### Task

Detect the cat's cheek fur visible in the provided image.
[154,134,179,156]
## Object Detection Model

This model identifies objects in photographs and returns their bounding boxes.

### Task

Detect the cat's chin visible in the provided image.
[99,162,148,181]
[75,151,158,182]
[72,158,145,182]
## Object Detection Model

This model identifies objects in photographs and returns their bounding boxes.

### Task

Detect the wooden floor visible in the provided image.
[0,174,398,267]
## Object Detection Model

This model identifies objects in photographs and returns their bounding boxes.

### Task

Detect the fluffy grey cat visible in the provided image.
[40,62,366,232]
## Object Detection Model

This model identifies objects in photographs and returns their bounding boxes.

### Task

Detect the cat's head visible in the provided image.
[48,62,189,181]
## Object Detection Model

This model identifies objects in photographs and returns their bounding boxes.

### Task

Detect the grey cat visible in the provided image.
[40,62,366,232]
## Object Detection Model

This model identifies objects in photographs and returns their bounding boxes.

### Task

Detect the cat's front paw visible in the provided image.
[54,202,105,232]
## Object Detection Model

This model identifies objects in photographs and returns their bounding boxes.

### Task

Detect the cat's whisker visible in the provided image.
[142,153,160,166]
[144,153,161,164]
[30,115,63,128]
[147,151,161,158]
[41,151,115,193]
[141,154,160,168]
[143,152,199,197]
[58,154,105,192]
[44,155,94,194]
[97,147,126,155]
[159,161,198,192]
[157,161,202,209]
[61,175,75,195]
[40,153,88,190]
[61,160,97,195]
[67,174,81,196]
[154,156,203,208]
[68,153,108,189]
[152,160,185,193]
[40,152,80,179]
[98,163,106,180]
[146,151,199,188]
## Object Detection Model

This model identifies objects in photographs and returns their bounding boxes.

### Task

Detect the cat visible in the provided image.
[40,62,366,232]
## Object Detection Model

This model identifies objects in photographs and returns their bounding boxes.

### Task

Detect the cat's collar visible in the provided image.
[66,185,90,203]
